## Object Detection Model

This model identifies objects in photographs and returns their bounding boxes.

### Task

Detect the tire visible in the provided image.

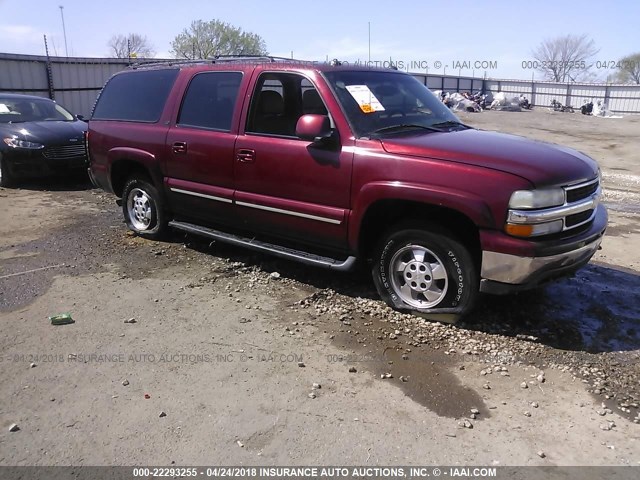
[0,155,15,188]
[372,224,478,318]
[121,176,167,239]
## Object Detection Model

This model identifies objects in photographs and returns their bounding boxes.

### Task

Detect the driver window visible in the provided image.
[301,78,327,115]
[246,73,327,138]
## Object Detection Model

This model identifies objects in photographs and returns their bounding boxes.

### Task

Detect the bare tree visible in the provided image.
[614,52,640,84]
[170,20,267,60]
[108,33,155,58]
[531,34,598,82]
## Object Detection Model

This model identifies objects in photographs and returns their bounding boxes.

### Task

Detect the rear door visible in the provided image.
[164,70,246,225]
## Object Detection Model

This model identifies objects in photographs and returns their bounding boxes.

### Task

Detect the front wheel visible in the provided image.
[0,155,15,188]
[122,177,167,239]
[372,226,478,318]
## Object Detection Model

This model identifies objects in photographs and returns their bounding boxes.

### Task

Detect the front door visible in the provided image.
[233,71,353,252]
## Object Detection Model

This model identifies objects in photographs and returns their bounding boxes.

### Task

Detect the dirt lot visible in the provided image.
[0,109,639,467]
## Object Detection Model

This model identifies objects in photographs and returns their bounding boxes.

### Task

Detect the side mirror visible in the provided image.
[296,114,332,142]
[76,114,86,122]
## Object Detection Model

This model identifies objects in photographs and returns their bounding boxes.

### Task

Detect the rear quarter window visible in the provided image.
[92,69,179,122]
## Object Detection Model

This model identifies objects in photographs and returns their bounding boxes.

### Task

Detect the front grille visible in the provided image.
[42,143,87,161]
[566,178,598,203]
[560,177,600,232]
[565,209,594,228]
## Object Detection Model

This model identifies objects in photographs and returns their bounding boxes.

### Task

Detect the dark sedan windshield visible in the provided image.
[324,70,462,138]
[0,96,75,123]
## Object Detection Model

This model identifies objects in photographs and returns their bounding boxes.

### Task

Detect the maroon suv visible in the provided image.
[88,57,607,318]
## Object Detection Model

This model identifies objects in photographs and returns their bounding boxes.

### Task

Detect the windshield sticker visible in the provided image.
[345,85,385,113]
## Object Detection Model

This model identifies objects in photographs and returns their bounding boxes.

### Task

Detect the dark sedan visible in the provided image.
[0,93,88,187]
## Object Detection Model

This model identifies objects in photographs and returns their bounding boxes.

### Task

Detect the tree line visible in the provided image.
[107,19,267,60]
[107,21,640,84]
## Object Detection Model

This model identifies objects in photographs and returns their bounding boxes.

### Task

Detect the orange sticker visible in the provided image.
[360,104,373,113]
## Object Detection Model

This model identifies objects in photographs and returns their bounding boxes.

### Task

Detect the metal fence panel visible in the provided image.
[0,53,133,116]
[606,85,640,113]
[3,53,640,115]
[0,58,48,91]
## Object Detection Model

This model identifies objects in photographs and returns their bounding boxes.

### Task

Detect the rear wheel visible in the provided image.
[372,224,478,319]
[122,176,167,239]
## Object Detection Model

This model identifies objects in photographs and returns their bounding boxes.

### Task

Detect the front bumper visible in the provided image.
[479,204,607,294]
[3,148,88,178]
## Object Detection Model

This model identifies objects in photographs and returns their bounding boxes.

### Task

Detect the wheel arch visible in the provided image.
[107,147,162,197]
[111,160,149,197]
[358,198,482,270]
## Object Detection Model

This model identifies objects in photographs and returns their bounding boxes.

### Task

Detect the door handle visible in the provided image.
[236,149,255,163]
[173,141,187,154]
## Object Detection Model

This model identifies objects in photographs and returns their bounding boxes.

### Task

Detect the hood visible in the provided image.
[0,120,86,144]
[380,129,599,187]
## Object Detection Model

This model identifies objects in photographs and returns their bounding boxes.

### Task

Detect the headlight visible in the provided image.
[3,137,44,149]
[506,187,566,237]
[508,188,565,209]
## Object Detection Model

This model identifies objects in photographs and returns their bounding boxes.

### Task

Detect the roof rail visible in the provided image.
[129,55,312,70]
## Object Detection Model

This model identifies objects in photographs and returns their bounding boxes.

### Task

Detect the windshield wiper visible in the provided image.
[430,120,471,130]
[370,124,441,136]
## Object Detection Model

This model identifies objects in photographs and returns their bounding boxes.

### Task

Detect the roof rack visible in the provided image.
[129,55,313,70]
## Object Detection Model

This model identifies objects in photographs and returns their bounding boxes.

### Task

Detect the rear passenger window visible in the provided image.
[92,69,178,122]
[178,72,243,131]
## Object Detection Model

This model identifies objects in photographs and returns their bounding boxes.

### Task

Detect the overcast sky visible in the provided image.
[0,0,637,81]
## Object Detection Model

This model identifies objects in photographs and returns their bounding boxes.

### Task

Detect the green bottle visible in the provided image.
[49,313,75,325]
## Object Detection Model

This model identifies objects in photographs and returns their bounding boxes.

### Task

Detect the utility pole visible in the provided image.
[368,22,371,63]
[59,5,68,57]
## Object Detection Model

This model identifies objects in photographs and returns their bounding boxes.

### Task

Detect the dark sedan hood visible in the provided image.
[0,120,86,144]
[380,128,599,187]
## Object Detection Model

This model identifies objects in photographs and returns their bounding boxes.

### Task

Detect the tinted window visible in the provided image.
[178,72,242,131]
[92,69,179,122]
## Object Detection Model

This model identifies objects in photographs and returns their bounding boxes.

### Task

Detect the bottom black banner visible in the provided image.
[0,466,637,480]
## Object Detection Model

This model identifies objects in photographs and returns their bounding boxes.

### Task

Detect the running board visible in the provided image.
[168,221,357,272]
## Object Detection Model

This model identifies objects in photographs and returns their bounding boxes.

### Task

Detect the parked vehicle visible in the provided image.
[0,93,88,187]
[88,57,607,319]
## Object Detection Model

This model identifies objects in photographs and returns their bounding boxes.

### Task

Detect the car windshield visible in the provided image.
[323,70,464,138]
[0,96,75,123]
